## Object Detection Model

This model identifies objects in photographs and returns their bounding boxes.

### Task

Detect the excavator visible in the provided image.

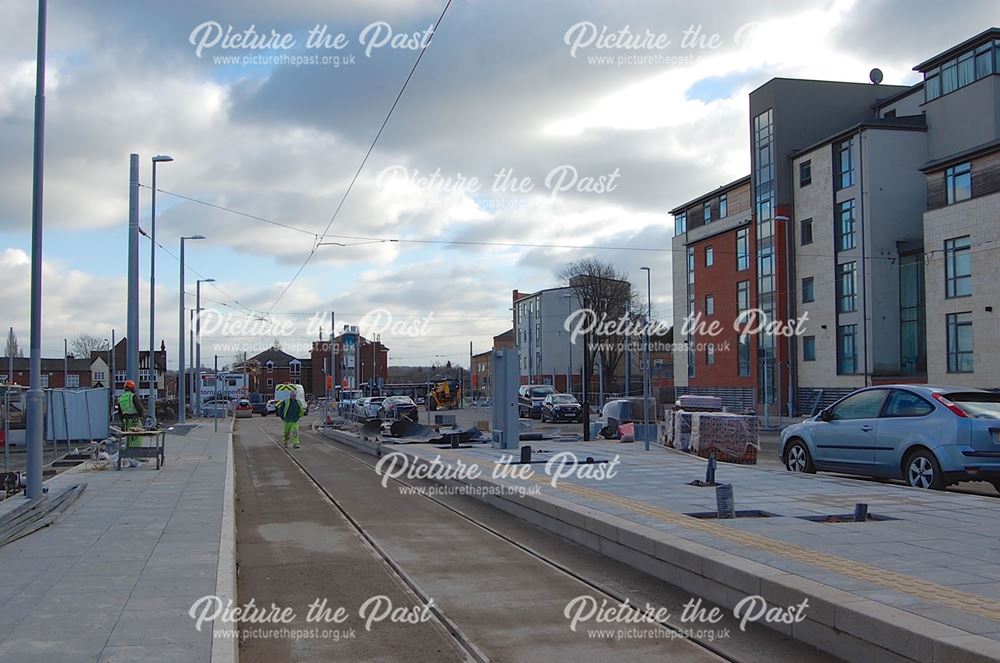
[426,378,462,411]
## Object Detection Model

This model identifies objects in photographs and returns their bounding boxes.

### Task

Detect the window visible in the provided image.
[945,162,971,204]
[706,344,715,365]
[957,51,975,87]
[975,43,994,79]
[703,205,712,224]
[737,281,750,314]
[801,277,814,303]
[837,139,854,189]
[942,58,958,94]
[40,374,49,388]
[719,194,728,218]
[837,200,856,251]
[687,343,695,378]
[837,324,858,374]
[830,389,887,420]
[800,218,813,245]
[266,361,274,374]
[945,236,972,298]
[115,370,125,384]
[686,247,695,284]
[705,246,714,267]
[925,66,941,101]
[837,262,857,313]
[66,374,80,388]
[266,378,274,388]
[799,160,811,186]
[736,228,750,271]
[946,312,974,373]
[803,336,816,362]
[290,361,302,376]
[705,295,715,316]
[882,390,934,418]
[674,212,687,235]
[94,371,105,383]
[737,337,751,376]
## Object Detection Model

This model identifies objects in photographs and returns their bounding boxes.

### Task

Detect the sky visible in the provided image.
[1,0,996,369]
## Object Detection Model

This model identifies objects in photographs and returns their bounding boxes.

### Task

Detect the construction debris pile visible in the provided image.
[663,395,759,464]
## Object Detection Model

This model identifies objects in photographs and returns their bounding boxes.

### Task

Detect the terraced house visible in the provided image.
[671,27,1000,415]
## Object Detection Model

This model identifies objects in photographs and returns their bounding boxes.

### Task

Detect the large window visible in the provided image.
[737,337,751,376]
[837,200,856,251]
[947,312,974,373]
[803,336,816,362]
[737,281,750,314]
[945,236,972,298]
[945,162,972,204]
[705,295,714,316]
[736,228,750,271]
[800,218,813,245]
[705,246,714,267]
[837,325,858,374]
[686,247,695,284]
[837,139,854,189]
[899,254,926,375]
[719,194,728,218]
[67,374,80,388]
[703,205,711,224]
[802,277,814,303]
[837,262,857,313]
[674,212,687,235]
[925,41,999,101]
[706,344,715,366]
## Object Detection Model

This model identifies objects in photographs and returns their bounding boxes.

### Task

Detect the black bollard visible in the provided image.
[853,503,869,522]
[706,452,717,485]
[520,445,532,464]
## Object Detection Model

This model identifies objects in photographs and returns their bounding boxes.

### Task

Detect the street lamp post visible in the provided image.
[640,266,652,451]
[177,235,205,424]
[195,278,215,416]
[148,154,173,426]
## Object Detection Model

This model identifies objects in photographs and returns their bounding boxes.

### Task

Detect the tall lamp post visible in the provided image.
[640,267,652,451]
[177,235,205,423]
[195,278,215,416]
[148,154,173,426]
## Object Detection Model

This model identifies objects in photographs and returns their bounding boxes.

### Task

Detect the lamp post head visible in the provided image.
[640,266,650,272]
[152,155,174,163]
[182,234,206,241]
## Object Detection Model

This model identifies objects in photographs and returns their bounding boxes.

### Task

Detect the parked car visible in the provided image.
[265,399,277,416]
[338,390,364,416]
[518,385,556,419]
[355,396,386,420]
[201,398,233,418]
[249,393,267,416]
[779,385,1000,491]
[540,393,583,423]
[234,398,253,419]
[380,396,419,422]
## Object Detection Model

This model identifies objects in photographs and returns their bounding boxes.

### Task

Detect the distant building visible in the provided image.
[244,347,311,399]
[89,338,166,398]
[309,326,389,397]
[1,356,93,389]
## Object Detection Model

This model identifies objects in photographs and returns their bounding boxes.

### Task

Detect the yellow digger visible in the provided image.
[426,379,462,411]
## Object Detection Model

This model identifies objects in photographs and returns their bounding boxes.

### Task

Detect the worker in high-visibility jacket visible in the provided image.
[117,379,145,448]
[276,395,303,449]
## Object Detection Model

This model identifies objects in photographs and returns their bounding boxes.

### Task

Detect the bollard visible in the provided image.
[716,483,735,519]
[585,456,594,464]
[520,445,532,463]
[853,503,869,522]
[706,452,717,485]
[450,434,460,449]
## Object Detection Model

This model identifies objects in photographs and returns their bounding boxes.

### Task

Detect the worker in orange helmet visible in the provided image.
[117,379,146,448]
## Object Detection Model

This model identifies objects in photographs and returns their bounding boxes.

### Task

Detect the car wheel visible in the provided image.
[784,439,816,474]
[905,450,944,490]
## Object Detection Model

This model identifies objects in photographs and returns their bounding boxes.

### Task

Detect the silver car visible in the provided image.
[779,385,1000,491]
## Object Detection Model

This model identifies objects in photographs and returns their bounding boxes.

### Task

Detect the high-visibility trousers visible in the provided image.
[282,420,300,447]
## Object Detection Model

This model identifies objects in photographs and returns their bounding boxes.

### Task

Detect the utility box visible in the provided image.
[491,350,519,450]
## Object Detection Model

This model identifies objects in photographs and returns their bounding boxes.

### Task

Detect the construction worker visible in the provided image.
[276,393,303,449]
[117,379,145,448]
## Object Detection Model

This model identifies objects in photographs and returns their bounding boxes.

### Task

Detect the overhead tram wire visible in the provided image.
[265,0,455,317]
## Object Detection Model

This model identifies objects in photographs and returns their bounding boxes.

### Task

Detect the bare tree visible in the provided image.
[559,258,639,397]
[3,331,23,358]
[70,333,109,358]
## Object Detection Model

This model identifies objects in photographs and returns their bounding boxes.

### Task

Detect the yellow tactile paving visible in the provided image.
[438,448,1000,623]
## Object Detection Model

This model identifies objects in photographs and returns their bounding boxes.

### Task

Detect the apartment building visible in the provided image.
[512,287,580,391]
[671,28,1000,411]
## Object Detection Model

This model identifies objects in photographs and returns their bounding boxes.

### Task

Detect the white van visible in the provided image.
[274,384,308,415]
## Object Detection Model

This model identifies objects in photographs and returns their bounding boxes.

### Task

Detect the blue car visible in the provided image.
[779,385,1000,491]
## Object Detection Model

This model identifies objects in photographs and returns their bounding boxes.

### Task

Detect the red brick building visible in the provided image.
[309,328,389,397]
[244,347,311,399]
[0,357,93,389]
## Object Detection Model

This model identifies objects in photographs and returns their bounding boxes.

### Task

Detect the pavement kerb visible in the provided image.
[320,430,1000,663]
[211,416,238,663]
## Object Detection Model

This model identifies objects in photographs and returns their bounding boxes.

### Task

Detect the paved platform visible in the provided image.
[331,428,1000,663]
[0,420,235,663]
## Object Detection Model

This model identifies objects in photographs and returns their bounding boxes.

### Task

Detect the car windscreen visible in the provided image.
[530,387,555,397]
[551,395,576,403]
[947,393,1000,419]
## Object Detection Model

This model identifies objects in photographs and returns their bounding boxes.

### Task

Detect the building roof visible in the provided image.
[247,347,301,366]
[789,115,927,159]
[872,82,924,110]
[669,175,751,216]
[0,357,93,372]
[912,27,1000,72]
[920,136,1000,172]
